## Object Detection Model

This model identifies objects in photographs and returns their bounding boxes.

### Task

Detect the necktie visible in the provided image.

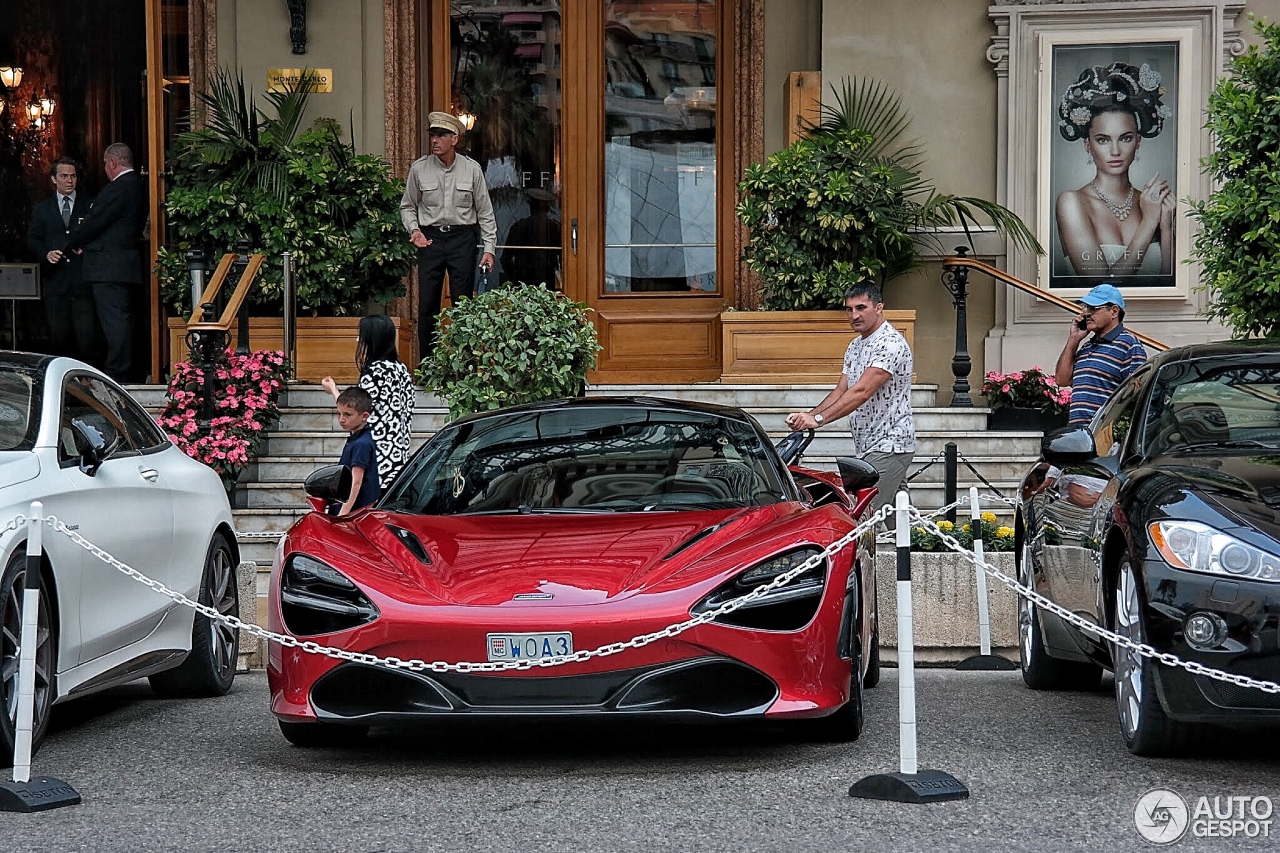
[61,196,71,228]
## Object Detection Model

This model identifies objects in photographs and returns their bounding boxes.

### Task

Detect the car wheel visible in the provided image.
[1112,559,1198,756]
[149,533,239,698]
[863,623,881,689]
[1018,540,1102,691]
[278,720,370,748]
[1,548,55,768]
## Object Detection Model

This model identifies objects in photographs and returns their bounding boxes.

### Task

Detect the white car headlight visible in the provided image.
[1149,520,1280,583]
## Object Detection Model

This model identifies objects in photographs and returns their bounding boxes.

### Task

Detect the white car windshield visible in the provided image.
[0,368,38,451]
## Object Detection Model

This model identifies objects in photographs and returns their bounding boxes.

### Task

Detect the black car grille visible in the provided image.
[309,657,778,721]
[1202,679,1280,710]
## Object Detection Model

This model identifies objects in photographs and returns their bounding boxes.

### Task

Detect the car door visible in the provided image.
[57,374,177,664]
[1040,369,1149,631]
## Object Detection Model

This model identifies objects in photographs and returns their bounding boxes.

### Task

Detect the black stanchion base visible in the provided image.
[849,769,969,804]
[0,777,82,812]
[956,653,1018,671]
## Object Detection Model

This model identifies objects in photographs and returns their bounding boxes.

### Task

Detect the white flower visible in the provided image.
[1156,104,1172,120]
[1069,106,1092,125]
[1138,63,1161,91]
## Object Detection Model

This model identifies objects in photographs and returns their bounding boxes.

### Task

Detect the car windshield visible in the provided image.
[382,405,797,514]
[0,366,40,452]
[1144,361,1280,455]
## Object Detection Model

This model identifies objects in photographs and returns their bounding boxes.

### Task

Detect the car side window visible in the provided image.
[58,375,138,465]
[101,382,168,452]
[1090,369,1147,459]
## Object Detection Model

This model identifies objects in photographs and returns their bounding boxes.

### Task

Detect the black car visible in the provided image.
[1017,341,1280,755]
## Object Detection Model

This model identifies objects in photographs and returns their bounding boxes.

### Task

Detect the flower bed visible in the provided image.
[156,349,290,491]
[982,366,1070,417]
[911,513,1015,553]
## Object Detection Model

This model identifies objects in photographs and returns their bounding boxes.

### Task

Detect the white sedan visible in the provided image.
[1,353,239,765]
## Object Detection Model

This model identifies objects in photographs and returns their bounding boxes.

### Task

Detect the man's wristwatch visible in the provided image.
[813,412,824,425]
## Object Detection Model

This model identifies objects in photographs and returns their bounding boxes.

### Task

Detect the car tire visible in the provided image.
[1018,540,1102,691]
[149,533,239,698]
[1,547,56,768]
[807,637,866,743]
[278,720,370,748]
[1112,558,1199,756]
[863,623,881,689]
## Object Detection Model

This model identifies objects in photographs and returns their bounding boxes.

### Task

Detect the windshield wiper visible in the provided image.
[1171,439,1280,452]
[458,505,619,516]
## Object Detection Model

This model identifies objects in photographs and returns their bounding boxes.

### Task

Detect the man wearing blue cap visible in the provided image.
[1055,283,1147,425]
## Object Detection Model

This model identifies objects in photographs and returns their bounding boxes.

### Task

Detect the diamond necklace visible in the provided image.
[1089,182,1134,221]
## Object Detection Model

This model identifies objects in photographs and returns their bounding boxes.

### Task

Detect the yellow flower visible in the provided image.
[961,523,972,533]
[937,520,954,532]
[981,511,998,525]
[996,527,1015,539]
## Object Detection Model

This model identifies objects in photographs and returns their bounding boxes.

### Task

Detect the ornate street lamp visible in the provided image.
[38,89,55,117]
[0,66,23,89]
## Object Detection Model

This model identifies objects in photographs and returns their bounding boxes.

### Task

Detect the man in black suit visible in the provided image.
[27,157,98,361]
[64,142,145,381]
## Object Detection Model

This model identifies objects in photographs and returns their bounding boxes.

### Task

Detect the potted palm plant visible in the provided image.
[729,79,1040,383]
[155,69,416,382]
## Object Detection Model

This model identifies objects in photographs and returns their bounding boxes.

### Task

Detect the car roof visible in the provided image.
[0,352,56,372]
[447,396,754,428]
[1146,339,1280,369]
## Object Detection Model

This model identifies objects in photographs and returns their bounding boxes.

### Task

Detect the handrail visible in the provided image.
[942,255,1169,352]
[186,252,266,333]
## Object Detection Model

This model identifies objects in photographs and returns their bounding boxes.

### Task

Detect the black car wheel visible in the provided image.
[278,720,370,748]
[150,533,239,698]
[1018,540,1101,691]
[863,572,880,689]
[806,578,865,742]
[1112,559,1199,756]
[1,548,55,768]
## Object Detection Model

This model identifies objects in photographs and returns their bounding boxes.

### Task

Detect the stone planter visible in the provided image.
[874,550,1018,665]
[167,316,415,383]
[988,406,1067,433]
[720,309,916,384]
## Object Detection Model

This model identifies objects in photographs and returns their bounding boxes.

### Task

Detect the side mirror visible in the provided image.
[1042,426,1097,465]
[72,417,122,476]
[836,456,879,493]
[304,464,352,512]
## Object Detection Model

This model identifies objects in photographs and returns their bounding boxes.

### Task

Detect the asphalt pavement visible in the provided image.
[3,669,1279,853]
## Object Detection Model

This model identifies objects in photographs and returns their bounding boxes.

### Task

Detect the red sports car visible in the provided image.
[267,398,882,746]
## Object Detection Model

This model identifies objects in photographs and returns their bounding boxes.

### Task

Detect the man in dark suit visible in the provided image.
[27,157,98,361]
[64,142,145,381]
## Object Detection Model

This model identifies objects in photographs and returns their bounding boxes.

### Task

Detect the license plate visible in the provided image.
[487,632,573,662]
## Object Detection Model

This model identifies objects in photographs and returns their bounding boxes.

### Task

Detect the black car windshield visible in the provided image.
[382,406,797,514]
[1144,362,1280,455]
[0,366,41,452]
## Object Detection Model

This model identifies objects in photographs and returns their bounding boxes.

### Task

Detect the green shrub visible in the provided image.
[418,283,601,420]
[1191,16,1280,337]
[736,79,1038,310]
[156,69,413,316]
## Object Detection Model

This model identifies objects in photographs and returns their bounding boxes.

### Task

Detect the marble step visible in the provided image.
[771,431,1043,459]
[588,383,940,409]
[748,407,991,433]
[272,407,449,433]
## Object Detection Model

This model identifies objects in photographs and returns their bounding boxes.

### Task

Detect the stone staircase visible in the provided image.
[128,382,1040,568]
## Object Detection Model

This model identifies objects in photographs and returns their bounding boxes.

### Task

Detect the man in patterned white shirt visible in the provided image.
[786,284,916,517]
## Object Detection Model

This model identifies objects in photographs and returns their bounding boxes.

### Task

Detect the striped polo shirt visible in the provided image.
[1069,324,1147,425]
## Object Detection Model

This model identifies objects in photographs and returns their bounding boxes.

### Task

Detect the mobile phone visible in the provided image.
[1076,318,1088,330]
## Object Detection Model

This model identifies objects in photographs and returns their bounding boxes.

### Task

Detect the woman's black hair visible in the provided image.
[356,314,399,373]
[1057,61,1170,143]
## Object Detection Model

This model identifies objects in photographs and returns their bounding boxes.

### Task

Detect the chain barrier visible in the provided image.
[236,531,285,540]
[904,449,945,484]
[908,511,1280,696]
[15,504,893,676]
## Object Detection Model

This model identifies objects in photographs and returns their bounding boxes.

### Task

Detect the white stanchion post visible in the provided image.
[895,490,918,776]
[0,503,80,812]
[848,492,968,803]
[11,502,41,784]
[970,487,992,658]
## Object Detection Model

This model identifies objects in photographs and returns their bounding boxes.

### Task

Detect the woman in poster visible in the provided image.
[1055,62,1175,282]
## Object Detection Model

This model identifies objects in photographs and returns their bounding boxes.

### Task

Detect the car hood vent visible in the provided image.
[663,520,732,561]
[386,524,431,564]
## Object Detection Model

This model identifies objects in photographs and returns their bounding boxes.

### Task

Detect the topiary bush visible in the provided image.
[417,283,601,420]
[1191,16,1280,337]
[736,78,1038,310]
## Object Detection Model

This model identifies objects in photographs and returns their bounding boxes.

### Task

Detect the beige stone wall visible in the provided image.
[215,0,386,155]
[763,0,822,155]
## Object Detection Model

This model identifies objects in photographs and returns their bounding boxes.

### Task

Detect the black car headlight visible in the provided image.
[692,547,827,630]
[1150,520,1280,583]
[280,554,380,636]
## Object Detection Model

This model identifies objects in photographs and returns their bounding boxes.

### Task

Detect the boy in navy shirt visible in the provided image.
[334,386,380,515]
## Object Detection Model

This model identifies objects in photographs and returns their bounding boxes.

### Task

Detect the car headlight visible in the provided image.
[280,554,380,636]
[1149,520,1280,583]
[692,547,827,630]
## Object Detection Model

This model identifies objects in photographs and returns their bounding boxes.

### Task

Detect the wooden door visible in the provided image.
[427,0,732,383]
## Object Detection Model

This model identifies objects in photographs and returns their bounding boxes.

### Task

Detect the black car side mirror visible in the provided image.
[836,456,880,492]
[72,417,122,476]
[1042,426,1097,465]
[776,429,815,465]
[305,464,352,502]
